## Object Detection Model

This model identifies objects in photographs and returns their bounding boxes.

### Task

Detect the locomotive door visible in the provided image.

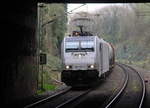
[102,43,109,73]
[100,42,109,74]
[99,43,103,74]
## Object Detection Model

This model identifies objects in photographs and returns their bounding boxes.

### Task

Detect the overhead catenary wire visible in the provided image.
[67,4,86,13]
[42,4,87,27]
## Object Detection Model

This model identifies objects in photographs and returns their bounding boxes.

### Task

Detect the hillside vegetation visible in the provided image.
[38,3,67,93]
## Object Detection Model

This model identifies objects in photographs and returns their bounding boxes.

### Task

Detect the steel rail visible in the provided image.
[105,63,129,108]
[55,89,92,108]
[123,64,146,108]
[24,87,71,108]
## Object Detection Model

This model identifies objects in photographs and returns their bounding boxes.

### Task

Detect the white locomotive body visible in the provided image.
[61,36,115,86]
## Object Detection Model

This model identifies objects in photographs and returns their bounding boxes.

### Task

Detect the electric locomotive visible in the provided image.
[61,17,115,87]
[61,32,114,87]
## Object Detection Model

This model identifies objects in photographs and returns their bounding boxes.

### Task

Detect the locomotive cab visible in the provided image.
[64,36,96,71]
[61,36,98,86]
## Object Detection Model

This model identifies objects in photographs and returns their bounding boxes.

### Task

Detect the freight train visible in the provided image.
[60,17,115,87]
[61,34,115,87]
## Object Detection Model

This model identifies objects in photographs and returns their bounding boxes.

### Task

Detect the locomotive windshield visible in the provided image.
[65,40,94,52]
[65,42,79,52]
[80,41,94,51]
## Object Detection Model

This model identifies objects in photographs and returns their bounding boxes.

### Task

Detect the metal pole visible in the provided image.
[41,64,44,90]
[38,3,45,90]
[37,3,40,90]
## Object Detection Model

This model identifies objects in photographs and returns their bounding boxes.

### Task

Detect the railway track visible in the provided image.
[55,89,92,108]
[123,64,145,108]
[24,63,145,108]
[103,63,145,108]
[24,87,93,108]
[104,63,129,108]
[24,87,71,108]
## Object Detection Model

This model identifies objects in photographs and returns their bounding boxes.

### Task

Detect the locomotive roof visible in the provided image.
[65,36,97,41]
[64,36,108,44]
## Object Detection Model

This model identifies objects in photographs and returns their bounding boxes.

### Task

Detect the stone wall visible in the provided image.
[0,1,38,105]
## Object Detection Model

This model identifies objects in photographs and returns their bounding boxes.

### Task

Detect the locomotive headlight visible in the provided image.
[90,65,94,69]
[78,54,81,58]
[65,65,72,69]
[66,65,70,69]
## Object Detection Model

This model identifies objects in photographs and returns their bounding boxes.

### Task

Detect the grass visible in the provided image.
[37,83,57,95]
[44,83,56,90]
